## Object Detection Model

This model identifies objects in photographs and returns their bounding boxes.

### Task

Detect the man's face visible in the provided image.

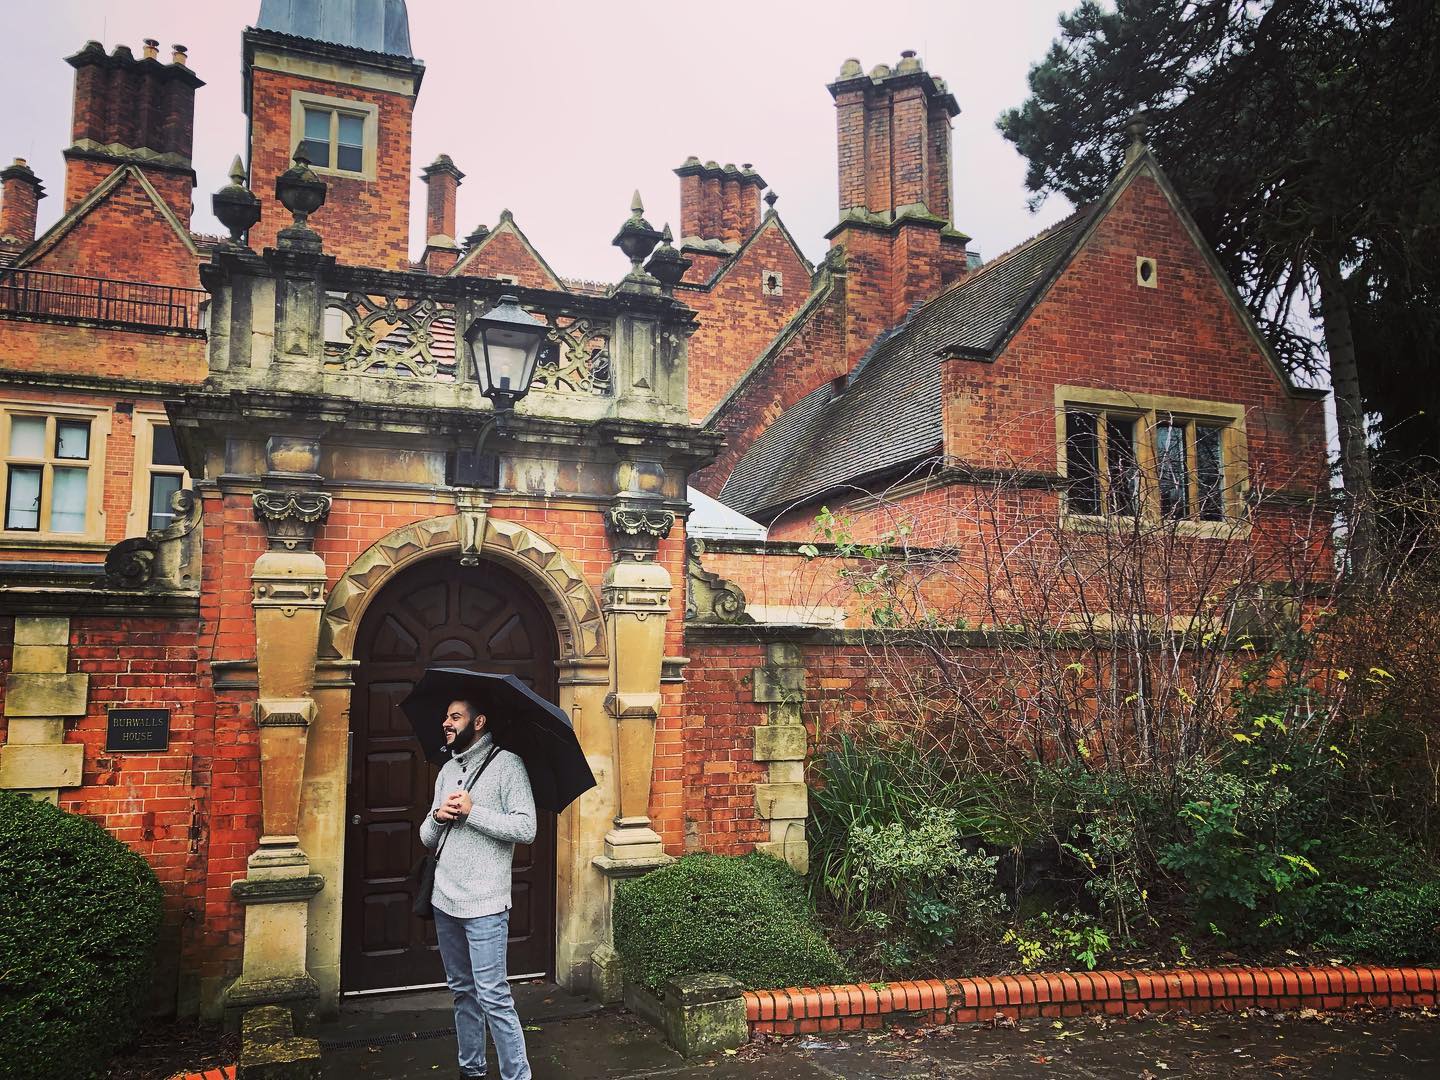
[442,700,484,745]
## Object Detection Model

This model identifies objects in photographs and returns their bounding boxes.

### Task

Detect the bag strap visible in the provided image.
[434,745,502,860]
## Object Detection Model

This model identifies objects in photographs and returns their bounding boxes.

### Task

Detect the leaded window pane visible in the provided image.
[49,467,87,533]
[9,416,45,458]
[1156,421,1188,519]
[1106,416,1138,516]
[149,473,183,531]
[1065,410,1100,516]
[1196,425,1225,520]
[152,424,181,467]
[5,465,40,529]
[55,419,90,460]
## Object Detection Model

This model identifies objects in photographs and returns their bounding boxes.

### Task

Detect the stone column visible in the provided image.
[598,499,675,862]
[752,642,809,872]
[225,443,330,1020]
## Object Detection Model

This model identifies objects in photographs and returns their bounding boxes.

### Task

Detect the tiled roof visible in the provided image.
[719,208,1092,520]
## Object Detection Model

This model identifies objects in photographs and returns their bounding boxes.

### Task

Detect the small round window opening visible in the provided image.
[1136,256,1158,288]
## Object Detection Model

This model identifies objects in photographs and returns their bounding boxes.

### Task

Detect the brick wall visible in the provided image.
[28,165,201,286]
[246,68,414,269]
[942,171,1327,495]
[454,222,562,289]
[681,218,813,422]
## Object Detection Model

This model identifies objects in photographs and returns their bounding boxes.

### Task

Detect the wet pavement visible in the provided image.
[316,982,1440,1078]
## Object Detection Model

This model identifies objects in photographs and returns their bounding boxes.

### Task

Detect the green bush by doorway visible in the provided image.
[0,792,165,1080]
[614,852,847,994]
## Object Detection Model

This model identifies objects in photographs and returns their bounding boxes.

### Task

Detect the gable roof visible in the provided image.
[677,211,815,292]
[448,210,564,290]
[719,210,1092,520]
[721,149,1328,522]
[17,163,199,270]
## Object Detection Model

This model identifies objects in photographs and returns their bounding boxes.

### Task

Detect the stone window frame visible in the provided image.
[125,408,190,538]
[0,400,111,546]
[1054,385,1250,539]
[290,90,379,181]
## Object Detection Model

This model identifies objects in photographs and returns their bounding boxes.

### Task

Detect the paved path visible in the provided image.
[314,983,1440,1078]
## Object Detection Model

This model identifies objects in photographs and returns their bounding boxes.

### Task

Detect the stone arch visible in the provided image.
[319,514,606,662]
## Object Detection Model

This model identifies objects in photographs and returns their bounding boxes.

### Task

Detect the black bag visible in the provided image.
[413,746,501,919]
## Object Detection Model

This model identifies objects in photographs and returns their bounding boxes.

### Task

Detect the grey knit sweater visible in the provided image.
[419,731,536,919]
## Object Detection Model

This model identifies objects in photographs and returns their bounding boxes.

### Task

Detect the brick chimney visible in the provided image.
[63,39,204,222]
[0,159,45,250]
[827,53,970,360]
[675,158,767,247]
[420,154,464,273]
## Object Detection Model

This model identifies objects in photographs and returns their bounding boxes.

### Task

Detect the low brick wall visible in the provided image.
[745,965,1440,1035]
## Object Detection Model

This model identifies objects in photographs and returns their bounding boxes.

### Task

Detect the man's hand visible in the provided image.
[445,790,473,818]
[433,801,458,823]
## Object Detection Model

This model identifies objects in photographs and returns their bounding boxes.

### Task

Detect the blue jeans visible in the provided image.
[434,908,532,1080]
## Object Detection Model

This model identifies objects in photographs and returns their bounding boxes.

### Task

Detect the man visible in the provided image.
[419,698,537,1080]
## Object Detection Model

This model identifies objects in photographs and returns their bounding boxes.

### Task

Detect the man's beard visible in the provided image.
[449,719,477,754]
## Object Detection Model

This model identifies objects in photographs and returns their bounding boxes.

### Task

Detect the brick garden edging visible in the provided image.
[744,965,1440,1035]
[176,1068,234,1080]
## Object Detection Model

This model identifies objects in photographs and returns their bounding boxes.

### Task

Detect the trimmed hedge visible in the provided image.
[614,853,847,993]
[0,792,165,1080]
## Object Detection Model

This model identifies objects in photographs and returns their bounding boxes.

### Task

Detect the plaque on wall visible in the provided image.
[105,708,171,752]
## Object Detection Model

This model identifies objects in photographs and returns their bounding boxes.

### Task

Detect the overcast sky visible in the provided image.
[4,1,1080,281]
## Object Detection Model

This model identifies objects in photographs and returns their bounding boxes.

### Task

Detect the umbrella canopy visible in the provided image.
[399,667,597,813]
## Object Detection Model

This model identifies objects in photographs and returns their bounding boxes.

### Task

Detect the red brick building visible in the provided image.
[0,1,1326,1022]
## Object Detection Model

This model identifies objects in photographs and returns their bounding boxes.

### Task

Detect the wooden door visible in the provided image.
[342,556,557,992]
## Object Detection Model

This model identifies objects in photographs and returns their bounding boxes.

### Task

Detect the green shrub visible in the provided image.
[847,808,1005,959]
[0,792,165,1080]
[614,853,847,993]
[1323,880,1440,964]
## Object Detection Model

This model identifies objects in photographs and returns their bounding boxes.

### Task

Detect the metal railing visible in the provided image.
[0,267,207,331]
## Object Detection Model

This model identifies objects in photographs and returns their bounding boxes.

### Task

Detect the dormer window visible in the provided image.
[290,92,378,180]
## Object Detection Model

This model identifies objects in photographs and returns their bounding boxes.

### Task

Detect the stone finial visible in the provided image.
[464,223,490,249]
[212,154,262,247]
[1125,109,1152,164]
[612,190,663,280]
[838,57,863,78]
[764,190,778,211]
[644,224,691,291]
[275,148,327,250]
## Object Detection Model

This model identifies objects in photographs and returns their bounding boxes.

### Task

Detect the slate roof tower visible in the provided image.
[245,0,424,267]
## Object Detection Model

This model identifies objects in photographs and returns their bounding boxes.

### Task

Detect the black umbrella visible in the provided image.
[399,667,597,814]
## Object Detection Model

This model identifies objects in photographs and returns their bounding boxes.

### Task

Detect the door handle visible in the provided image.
[350,814,361,825]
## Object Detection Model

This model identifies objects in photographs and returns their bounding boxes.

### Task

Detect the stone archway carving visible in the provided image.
[319,514,607,662]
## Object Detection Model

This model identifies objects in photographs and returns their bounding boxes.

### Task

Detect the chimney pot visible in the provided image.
[172,44,188,66]
[143,38,160,60]
[1,158,46,248]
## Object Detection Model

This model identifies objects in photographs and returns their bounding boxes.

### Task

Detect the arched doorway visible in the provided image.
[341,555,558,993]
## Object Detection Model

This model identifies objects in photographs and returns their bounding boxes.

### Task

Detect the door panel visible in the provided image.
[342,557,558,992]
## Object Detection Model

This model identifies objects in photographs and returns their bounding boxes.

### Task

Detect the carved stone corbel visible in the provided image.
[685,538,753,625]
[455,490,490,566]
[103,489,203,590]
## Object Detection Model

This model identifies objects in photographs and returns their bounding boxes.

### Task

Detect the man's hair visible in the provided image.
[449,698,484,719]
